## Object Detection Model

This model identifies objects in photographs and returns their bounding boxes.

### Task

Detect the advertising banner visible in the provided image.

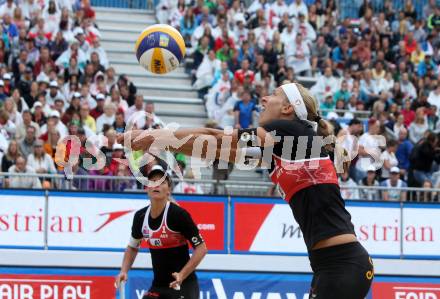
[402,204,440,257]
[0,273,115,299]
[45,192,226,252]
[373,281,440,299]
[175,196,226,252]
[232,199,439,257]
[3,267,440,299]
[129,272,314,299]
[47,193,146,250]
[0,191,46,249]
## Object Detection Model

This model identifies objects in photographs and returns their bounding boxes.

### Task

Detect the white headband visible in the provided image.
[281,83,308,120]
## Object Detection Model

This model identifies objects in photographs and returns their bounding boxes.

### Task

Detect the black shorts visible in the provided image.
[143,277,199,299]
[308,242,374,299]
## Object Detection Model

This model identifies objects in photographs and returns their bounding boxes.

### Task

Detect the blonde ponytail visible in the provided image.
[317,118,334,137]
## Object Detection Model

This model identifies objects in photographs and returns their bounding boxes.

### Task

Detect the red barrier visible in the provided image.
[0,274,115,299]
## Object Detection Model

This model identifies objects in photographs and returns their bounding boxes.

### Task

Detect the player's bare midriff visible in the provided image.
[312,234,358,250]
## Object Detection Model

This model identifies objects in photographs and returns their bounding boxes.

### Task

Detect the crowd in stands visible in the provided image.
[0,0,204,193]
[155,0,440,201]
[2,0,440,201]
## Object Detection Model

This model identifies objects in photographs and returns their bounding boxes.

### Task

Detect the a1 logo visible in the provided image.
[150,238,162,246]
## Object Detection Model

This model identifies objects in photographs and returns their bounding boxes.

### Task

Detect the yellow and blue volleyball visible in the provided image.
[134,24,186,74]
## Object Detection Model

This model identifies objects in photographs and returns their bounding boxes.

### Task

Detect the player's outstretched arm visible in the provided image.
[115,246,139,288]
[117,127,274,163]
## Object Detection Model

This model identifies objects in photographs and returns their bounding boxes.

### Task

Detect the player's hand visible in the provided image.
[117,130,152,151]
[169,272,182,290]
[114,272,128,289]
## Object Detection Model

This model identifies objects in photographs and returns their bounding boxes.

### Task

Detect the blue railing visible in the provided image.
[339,0,439,20]
[91,0,151,9]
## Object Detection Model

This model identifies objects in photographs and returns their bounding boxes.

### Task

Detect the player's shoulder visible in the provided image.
[262,119,313,135]
[168,202,190,216]
[134,206,149,220]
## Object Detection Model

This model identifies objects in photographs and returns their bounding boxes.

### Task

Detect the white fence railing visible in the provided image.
[0,172,438,202]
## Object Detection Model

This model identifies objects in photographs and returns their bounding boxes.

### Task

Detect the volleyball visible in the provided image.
[134,24,186,74]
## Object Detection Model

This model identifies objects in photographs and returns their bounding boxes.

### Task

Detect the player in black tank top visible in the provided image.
[119,82,374,299]
[115,165,207,299]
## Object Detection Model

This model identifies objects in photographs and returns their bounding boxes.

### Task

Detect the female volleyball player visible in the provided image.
[115,165,207,299]
[119,82,373,298]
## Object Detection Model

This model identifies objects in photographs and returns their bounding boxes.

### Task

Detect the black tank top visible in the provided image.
[262,119,355,250]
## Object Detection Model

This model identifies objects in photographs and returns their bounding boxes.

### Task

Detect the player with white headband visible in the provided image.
[119,81,373,299]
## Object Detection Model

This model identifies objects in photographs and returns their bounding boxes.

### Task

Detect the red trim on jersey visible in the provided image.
[142,202,187,249]
[270,156,339,201]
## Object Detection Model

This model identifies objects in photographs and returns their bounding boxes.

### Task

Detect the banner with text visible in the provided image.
[232,199,440,257]
[46,192,227,252]
[3,267,440,299]
[0,273,115,299]
[0,191,46,249]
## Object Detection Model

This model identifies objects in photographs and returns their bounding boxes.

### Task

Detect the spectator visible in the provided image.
[46,80,66,107]
[401,99,415,127]
[400,73,417,100]
[100,128,117,165]
[310,35,329,74]
[285,33,311,76]
[40,110,68,138]
[180,8,196,46]
[27,139,57,175]
[173,170,204,194]
[88,38,109,69]
[193,50,220,97]
[320,93,335,117]
[96,102,116,133]
[113,111,125,133]
[234,59,255,86]
[125,94,144,123]
[358,165,380,200]
[31,101,47,127]
[409,107,429,144]
[333,80,351,104]
[1,140,21,172]
[355,117,383,181]
[409,132,440,186]
[396,128,413,175]
[135,101,165,129]
[310,67,339,103]
[7,156,41,189]
[380,139,399,180]
[19,125,37,158]
[90,93,105,119]
[108,142,125,174]
[234,88,257,129]
[381,167,407,201]
[61,92,81,125]
[339,170,360,200]
[16,110,39,141]
[80,103,96,133]
[0,107,17,141]
[0,0,17,17]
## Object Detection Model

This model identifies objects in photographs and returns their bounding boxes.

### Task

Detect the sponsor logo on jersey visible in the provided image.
[142,226,150,238]
[150,238,162,247]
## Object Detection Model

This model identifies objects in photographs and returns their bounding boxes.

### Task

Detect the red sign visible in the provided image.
[373,282,440,299]
[0,274,115,299]
[233,203,274,251]
[179,201,225,251]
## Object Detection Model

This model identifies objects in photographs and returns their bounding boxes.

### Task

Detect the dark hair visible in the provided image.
[387,139,398,148]
[349,118,362,126]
